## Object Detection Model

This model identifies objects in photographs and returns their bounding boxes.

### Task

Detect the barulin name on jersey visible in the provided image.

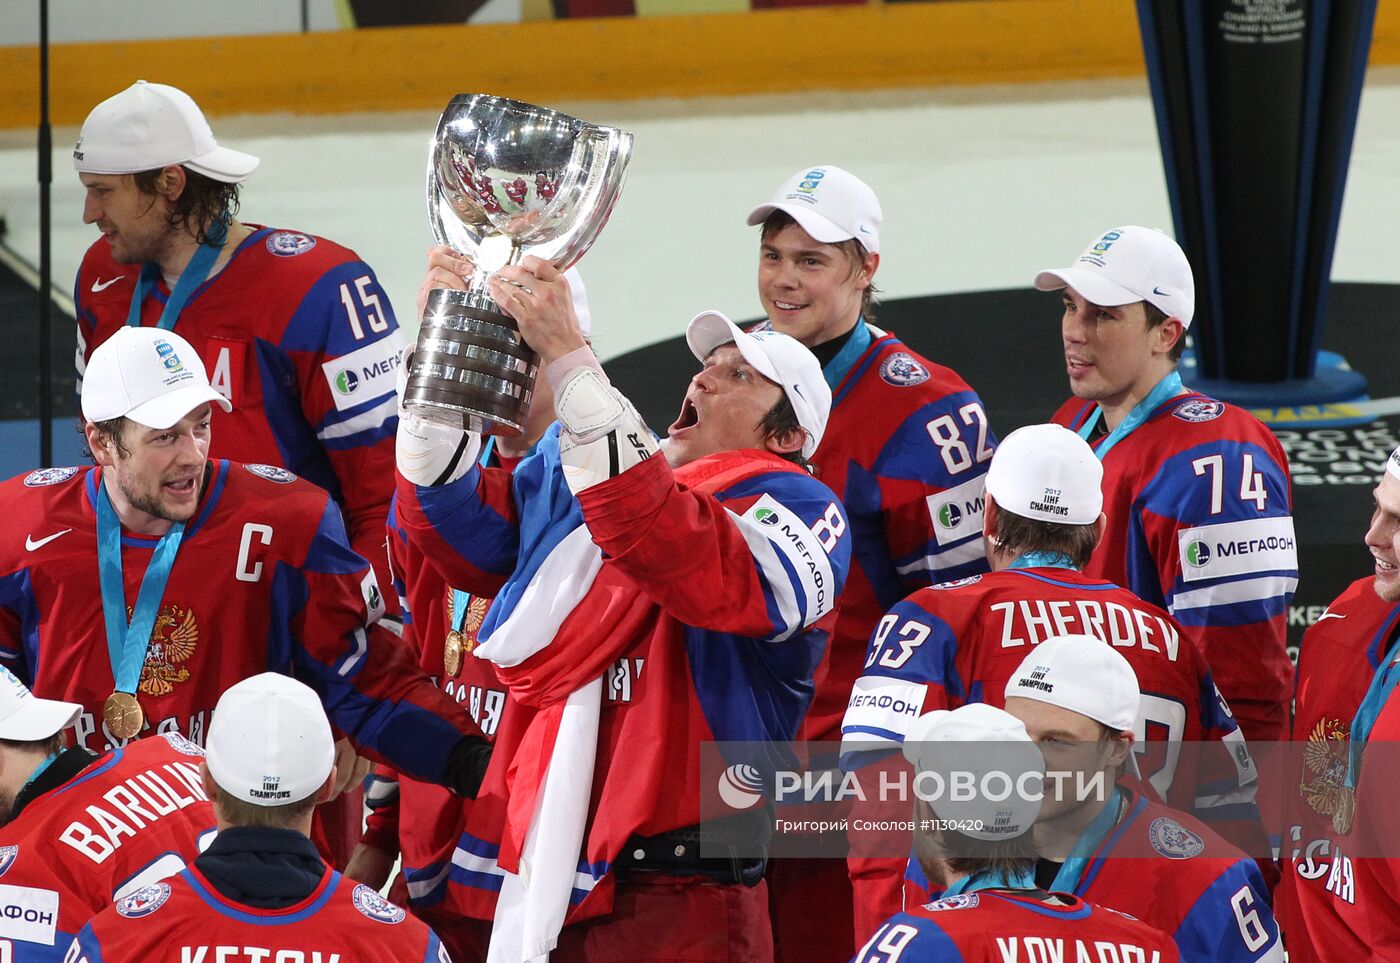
[59,761,208,863]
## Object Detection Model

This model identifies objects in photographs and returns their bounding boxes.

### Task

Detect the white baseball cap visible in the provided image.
[902,703,1045,841]
[747,165,882,254]
[1004,634,1141,732]
[1386,444,1400,482]
[82,327,232,430]
[74,81,260,184]
[0,667,81,742]
[985,424,1103,526]
[206,673,335,808]
[686,311,831,460]
[1034,225,1194,328]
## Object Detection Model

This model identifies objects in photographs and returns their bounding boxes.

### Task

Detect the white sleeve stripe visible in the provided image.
[338,627,368,676]
[896,537,986,576]
[407,864,452,900]
[318,395,398,441]
[452,846,507,880]
[730,515,804,643]
[1170,575,1298,611]
[729,493,837,636]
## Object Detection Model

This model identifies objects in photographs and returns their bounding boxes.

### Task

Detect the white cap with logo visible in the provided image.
[1034,225,1195,328]
[82,327,232,430]
[206,673,335,808]
[902,703,1046,841]
[74,80,260,184]
[747,165,882,254]
[985,424,1104,526]
[0,666,82,742]
[686,311,831,460]
[1004,633,1141,732]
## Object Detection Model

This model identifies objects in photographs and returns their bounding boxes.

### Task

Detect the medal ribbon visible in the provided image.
[1076,371,1185,461]
[1051,784,1126,894]
[942,865,1036,896]
[1343,628,1400,791]
[1008,551,1078,571]
[126,217,228,330]
[96,481,186,695]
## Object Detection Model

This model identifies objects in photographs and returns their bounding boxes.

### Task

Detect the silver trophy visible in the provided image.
[404,94,632,435]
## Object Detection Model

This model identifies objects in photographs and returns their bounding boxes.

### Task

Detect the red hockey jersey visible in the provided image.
[800,326,995,743]
[70,867,447,963]
[74,227,405,614]
[854,890,1180,963]
[1275,576,1394,963]
[841,566,1260,939]
[396,426,852,922]
[0,461,470,782]
[0,734,215,962]
[1052,391,1297,745]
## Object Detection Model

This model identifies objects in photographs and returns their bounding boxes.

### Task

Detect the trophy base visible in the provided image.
[405,289,539,437]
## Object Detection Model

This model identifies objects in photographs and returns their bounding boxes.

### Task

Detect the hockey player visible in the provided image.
[1004,635,1282,962]
[68,673,449,962]
[0,328,489,808]
[1282,445,1400,960]
[395,255,851,962]
[72,80,403,626]
[841,423,1260,939]
[1041,226,1297,745]
[853,703,1180,963]
[0,668,214,961]
[346,253,592,962]
[749,164,997,960]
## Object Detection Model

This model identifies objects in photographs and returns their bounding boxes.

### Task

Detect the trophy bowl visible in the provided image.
[405,95,632,435]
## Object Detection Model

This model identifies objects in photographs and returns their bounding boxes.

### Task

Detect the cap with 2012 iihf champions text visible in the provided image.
[81,327,232,430]
[205,673,335,808]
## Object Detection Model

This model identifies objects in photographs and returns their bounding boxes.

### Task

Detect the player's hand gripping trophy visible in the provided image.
[403,95,632,435]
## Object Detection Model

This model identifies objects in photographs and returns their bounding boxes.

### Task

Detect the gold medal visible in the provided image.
[103,691,144,741]
[1333,784,1356,836]
[444,630,465,677]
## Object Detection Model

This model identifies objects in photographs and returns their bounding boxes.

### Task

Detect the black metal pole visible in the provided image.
[301,0,309,32]
[38,0,53,467]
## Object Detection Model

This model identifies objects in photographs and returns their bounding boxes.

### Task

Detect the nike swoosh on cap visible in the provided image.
[1152,286,1171,297]
[25,529,72,551]
[91,276,125,292]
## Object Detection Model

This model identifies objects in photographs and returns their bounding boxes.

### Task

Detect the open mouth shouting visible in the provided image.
[669,395,700,438]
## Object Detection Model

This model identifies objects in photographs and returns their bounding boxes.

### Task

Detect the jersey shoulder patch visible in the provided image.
[1171,399,1225,423]
[265,231,318,257]
[158,731,205,757]
[351,883,406,923]
[244,464,298,484]
[23,467,80,487]
[931,575,982,590]
[115,881,172,918]
[1147,815,1205,859]
[879,352,931,387]
[923,893,980,911]
[0,845,17,878]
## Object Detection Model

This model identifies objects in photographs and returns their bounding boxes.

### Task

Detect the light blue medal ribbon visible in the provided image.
[1075,371,1185,461]
[96,481,186,697]
[942,865,1037,896]
[1342,630,1400,791]
[125,218,228,330]
[1008,551,1079,571]
[822,317,874,391]
[1051,784,1126,894]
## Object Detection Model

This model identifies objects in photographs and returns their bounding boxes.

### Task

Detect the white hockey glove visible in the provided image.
[556,366,659,494]
[395,345,482,487]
